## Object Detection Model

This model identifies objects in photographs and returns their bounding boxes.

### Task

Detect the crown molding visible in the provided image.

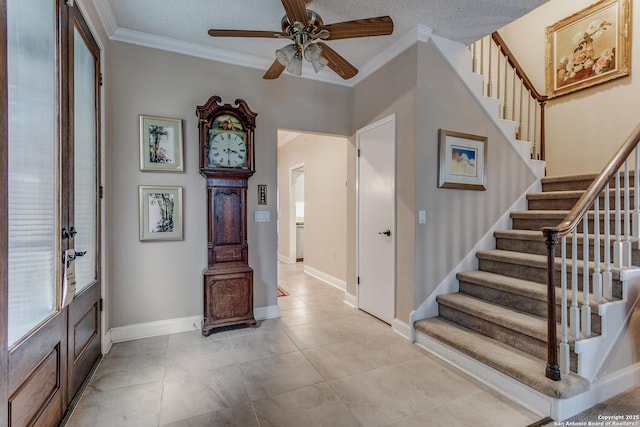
[93,0,118,37]
[92,1,434,87]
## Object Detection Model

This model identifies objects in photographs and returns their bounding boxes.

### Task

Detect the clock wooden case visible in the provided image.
[196,96,257,335]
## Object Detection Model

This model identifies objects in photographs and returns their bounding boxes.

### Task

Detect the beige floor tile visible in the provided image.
[65,261,556,427]
[253,383,361,427]
[240,351,325,400]
[303,331,425,380]
[329,363,442,426]
[66,381,163,427]
[230,328,299,363]
[160,403,259,427]
[159,363,250,425]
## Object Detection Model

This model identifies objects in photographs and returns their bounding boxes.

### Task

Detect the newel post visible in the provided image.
[543,228,561,381]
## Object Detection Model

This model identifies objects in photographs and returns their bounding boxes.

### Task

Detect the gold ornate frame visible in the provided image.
[545,0,631,98]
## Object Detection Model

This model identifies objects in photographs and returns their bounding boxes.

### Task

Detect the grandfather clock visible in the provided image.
[196,96,257,335]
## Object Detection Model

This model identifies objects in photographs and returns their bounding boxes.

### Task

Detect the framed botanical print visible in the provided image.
[139,115,184,172]
[139,186,183,241]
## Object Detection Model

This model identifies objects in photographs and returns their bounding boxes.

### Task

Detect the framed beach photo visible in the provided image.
[139,186,183,241]
[139,115,184,172]
[438,129,487,191]
[545,0,631,98]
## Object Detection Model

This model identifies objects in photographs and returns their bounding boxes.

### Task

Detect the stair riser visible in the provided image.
[541,174,636,192]
[511,217,636,232]
[496,238,640,265]
[438,304,578,372]
[541,180,594,192]
[458,281,603,334]
[528,196,636,211]
[477,258,623,299]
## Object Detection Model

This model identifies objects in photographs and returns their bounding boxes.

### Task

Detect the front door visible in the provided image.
[4,1,101,425]
[357,114,396,324]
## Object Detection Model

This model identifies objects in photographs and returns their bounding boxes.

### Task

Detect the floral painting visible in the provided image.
[546,0,631,98]
[139,115,184,172]
[139,186,183,241]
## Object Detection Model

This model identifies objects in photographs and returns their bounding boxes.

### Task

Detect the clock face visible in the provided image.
[208,131,247,167]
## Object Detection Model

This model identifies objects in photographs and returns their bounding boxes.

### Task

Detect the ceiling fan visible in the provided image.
[208,0,394,80]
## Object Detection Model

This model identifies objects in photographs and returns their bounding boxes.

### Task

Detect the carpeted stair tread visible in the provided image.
[437,293,551,341]
[456,270,613,309]
[414,317,590,399]
[476,249,622,279]
[495,229,639,247]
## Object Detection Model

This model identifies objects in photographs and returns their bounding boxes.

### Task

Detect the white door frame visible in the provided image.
[288,162,304,263]
[356,113,397,321]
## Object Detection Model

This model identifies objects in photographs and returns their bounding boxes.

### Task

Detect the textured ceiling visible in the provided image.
[100,0,548,84]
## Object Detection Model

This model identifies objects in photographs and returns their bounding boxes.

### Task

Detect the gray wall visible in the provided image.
[351,46,418,321]
[413,40,537,307]
[105,41,351,327]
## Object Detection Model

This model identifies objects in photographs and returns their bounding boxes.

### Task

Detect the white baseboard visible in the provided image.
[109,315,202,344]
[343,292,357,308]
[278,253,295,264]
[107,304,281,346]
[254,304,280,321]
[392,318,411,340]
[304,265,346,291]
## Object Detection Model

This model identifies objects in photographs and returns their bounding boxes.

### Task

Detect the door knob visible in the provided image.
[378,230,391,236]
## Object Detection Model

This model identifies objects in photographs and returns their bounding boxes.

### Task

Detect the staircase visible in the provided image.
[414,173,634,403]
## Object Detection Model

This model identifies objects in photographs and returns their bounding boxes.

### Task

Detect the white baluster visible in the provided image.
[560,236,570,374]
[604,183,613,299]
[593,197,603,303]
[582,212,591,338]
[623,160,632,266]
[634,147,640,250]
[614,171,623,267]
[570,228,580,339]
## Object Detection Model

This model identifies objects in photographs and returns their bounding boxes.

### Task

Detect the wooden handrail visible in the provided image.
[543,122,640,238]
[491,32,547,102]
[541,121,640,381]
[491,32,548,160]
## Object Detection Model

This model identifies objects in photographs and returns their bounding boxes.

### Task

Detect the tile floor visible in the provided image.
[65,262,544,427]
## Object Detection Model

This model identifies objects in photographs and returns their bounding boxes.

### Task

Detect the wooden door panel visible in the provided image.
[66,282,100,403]
[8,313,65,427]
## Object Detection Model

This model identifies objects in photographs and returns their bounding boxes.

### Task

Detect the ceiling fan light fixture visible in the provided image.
[304,43,328,73]
[286,52,303,76]
[275,44,297,66]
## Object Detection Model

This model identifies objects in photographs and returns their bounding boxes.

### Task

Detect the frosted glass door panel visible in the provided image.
[7,0,58,346]
[73,26,97,292]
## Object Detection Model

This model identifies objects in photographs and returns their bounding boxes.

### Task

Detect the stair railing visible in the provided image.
[468,32,547,160]
[542,122,640,381]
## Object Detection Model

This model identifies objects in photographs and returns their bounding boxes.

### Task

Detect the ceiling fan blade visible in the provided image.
[208,29,282,38]
[320,16,394,40]
[281,0,308,25]
[316,42,358,80]
[263,59,286,80]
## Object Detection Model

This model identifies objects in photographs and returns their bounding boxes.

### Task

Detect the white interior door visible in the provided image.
[357,114,396,324]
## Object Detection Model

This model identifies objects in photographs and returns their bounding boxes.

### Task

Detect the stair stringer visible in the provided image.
[429,34,545,179]
[409,179,541,341]
[573,267,640,381]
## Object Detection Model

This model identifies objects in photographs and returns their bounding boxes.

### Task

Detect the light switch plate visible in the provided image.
[255,211,270,223]
[418,210,426,224]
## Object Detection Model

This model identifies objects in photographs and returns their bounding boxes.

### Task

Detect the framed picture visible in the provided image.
[139,186,183,241]
[438,129,487,191]
[545,0,631,98]
[139,115,184,172]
